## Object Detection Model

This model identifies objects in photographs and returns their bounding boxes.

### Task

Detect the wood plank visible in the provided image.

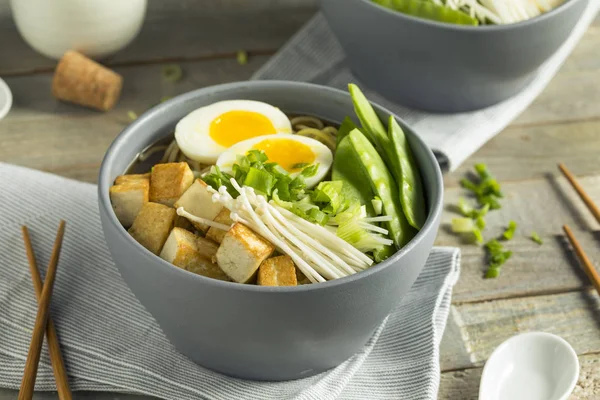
[438,353,600,399]
[436,175,600,303]
[0,56,268,183]
[445,119,600,188]
[0,0,317,75]
[452,290,600,366]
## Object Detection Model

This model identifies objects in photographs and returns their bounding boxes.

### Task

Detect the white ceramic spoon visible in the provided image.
[0,78,11,120]
[479,332,579,400]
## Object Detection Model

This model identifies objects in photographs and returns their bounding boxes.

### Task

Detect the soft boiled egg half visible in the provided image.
[175,100,292,164]
[216,134,333,189]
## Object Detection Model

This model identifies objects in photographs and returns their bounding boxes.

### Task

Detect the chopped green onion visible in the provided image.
[292,162,309,169]
[476,216,486,230]
[484,239,513,278]
[458,198,490,218]
[485,267,501,279]
[312,181,345,214]
[162,64,183,83]
[243,167,275,196]
[301,164,319,178]
[472,228,484,244]
[462,164,503,209]
[127,111,138,121]
[236,50,248,65]
[531,232,543,245]
[503,221,517,240]
[452,218,475,233]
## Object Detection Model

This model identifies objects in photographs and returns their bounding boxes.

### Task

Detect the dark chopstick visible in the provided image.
[21,226,72,400]
[563,224,600,296]
[558,163,600,224]
[18,221,66,400]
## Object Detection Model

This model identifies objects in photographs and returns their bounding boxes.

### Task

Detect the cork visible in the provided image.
[52,51,123,111]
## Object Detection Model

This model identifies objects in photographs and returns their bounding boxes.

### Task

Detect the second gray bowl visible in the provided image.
[98,81,443,381]
[321,0,589,112]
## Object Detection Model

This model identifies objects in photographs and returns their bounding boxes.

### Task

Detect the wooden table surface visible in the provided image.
[1,1,599,399]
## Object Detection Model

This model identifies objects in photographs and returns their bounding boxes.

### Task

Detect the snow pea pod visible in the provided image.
[388,116,427,229]
[348,129,416,248]
[373,0,479,26]
[332,134,376,217]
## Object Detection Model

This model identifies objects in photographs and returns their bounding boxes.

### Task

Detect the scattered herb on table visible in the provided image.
[127,110,138,121]
[236,50,248,65]
[502,220,517,240]
[531,232,543,245]
[162,64,183,83]
[461,163,503,210]
[485,239,513,278]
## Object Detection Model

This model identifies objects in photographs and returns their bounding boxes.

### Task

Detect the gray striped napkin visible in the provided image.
[0,163,460,400]
[252,3,600,171]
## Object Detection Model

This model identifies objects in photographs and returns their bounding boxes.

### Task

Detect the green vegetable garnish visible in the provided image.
[127,111,138,121]
[388,116,427,229]
[531,232,543,245]
[312,181,346,215]
[503,221,517,240]
[476,216,486,230]
[372,0,479,26]
[451,217,483,244]
[461,164,502,210]
[458,198,489,219]
[347,129,415,248]
[451,218,475,233]
[292,163,309,170]
[162,64,183,83]
[485,239,513,278]
[243,167,275,196]
[236,50,248,65]
[203,166,238,197]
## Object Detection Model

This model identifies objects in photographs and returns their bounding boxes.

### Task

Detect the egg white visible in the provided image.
[216,134,333,189]
[174,100,292,164]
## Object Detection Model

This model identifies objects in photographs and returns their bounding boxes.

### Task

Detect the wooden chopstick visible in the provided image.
[18,221,66,400]
[558,163,600,224]
[563,224,600,296]
[21,227,72,400]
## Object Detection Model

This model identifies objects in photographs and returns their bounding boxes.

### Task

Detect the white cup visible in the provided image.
[10,0,147,60]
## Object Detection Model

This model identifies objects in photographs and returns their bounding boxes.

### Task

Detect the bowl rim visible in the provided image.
[357,0,586,32]
[98,80,443,293]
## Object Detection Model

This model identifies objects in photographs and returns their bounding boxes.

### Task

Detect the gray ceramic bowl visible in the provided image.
[98,81,443,381]
[321,0,589,112]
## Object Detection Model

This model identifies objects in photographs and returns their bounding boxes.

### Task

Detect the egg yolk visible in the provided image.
[210,111,276,147]
[252,139,316,172]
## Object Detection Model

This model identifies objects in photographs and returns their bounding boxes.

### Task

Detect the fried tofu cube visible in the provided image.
[257,256,298,287]
[114,173,150,185]
[205,208,234,244]
[174,179,223,232]
[128,202,176,255]
[216,223,275,283]
[109,179,150,228]
[160,228,229,281]
[149,162,194,207]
